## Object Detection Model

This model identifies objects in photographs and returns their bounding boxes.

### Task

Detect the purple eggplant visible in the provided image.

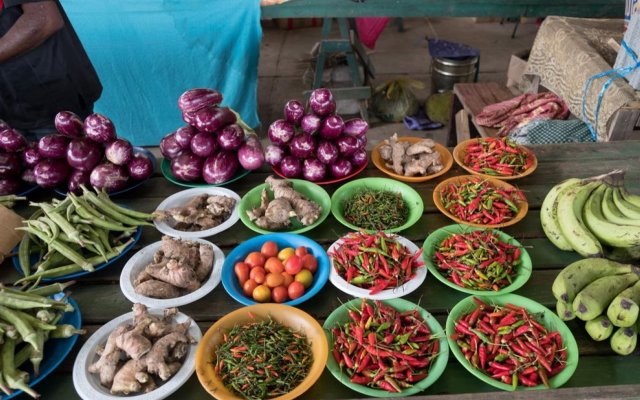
[67,169,91,194]
[289,133,316,159]
[320,115,344,140]
[54,111,84,138]
[194,106,236,133]
[182,110,197,126]
[0,153,21,178]
[34,159,70,188]
[175,125,197,149]
[316,141,339,165]
[343,118,369,137]
[38,134,69,159]
[0,178,20,195]
[160,133,183,160]
[66,138,103,171]
[337,135,359,157]
[105,139,133,166]
[350,148,368,167]
[190,132,217,158]
[300,114,322,135]
[279,156,302,178]
[330,158,353,179]
[0,128,27,152]
[238,135,264,170]
[284,100,305,125]
[90,162,129,192]
[264,144,286,166]
[309,88,336,117]
[84,113,116,143]
[170,151,204,182]
[302,158,327,182]
[356,135,367,149]
[21,168,36,185]
[202,151,239,184]
[178,88,222,113]
[127,154,154,180]
[217,124,245,150]
[22,143,43,167]
[268,119,295,145]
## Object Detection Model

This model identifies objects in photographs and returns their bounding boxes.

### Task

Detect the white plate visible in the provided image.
[73,310,202,400]
[328,234,427,300]
[120,239,224,308]
[153,187,241,239]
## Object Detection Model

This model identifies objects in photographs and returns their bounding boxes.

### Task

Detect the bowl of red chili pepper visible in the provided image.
[433,175,528,228]
[195,303,328,400]
[324,298,449,397]
[446,294,579,391]
[327,231,427,300]
[453,138,537,180]
[423,224,532,296]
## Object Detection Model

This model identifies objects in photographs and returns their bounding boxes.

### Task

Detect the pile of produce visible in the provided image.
[0,113,154,195]
[265,88,368,181]
[343,188,408,231]
[0,282,84,398]
[88,304,196,395]
[541,170,640,258]
[461,137,534,177]
[438,177,525,225]
[246,176,322,230]
[0,194,25,209]
[154,193,236,232]
[432,230,522,291]
[552,258,640,355]
[160,88,264,184]
[330,299,440,393]
[15,187,152,283]
[329,231,424,295]
[450,297,568,388]
[214,317,312,400]
[378,134,445,177]
[233,241,318,303]
[134,236,214,299]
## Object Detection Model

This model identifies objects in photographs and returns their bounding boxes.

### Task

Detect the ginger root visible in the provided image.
[379,133,445,177]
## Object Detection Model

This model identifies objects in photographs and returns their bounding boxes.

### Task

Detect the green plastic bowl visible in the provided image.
[422,224,532,296]
[324,298,449,398]
[330,177,424,233]
[446,294,579,392]
[238,179,332,234]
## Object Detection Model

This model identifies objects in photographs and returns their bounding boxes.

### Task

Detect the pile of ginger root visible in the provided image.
[154,193,236,232]
[379,133,445,176]
[246,176,322,230]
[134,236,214,299]
[88,304,196,395]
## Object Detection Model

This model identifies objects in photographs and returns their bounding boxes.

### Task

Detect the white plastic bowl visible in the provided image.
[153,187,241,239]
[72,310,202,400]
[120,239,224,308]
[328,234,427,300]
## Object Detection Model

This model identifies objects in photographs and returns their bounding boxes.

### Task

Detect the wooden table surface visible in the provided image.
[2,141,640,399]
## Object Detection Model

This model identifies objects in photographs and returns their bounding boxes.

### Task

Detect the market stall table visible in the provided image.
[1,140,639,399]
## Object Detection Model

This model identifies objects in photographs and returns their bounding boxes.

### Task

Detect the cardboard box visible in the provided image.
[0,205,24,261]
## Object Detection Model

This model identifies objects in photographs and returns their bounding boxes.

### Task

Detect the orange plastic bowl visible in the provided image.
[453,138,537,181]
[433,175,528,228]
[195,304,328,400]
[371,136,453,183]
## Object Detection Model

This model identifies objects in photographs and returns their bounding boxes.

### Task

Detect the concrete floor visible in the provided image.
[257,17,540,147]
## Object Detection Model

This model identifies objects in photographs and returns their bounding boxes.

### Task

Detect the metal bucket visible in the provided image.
[431,56,478,93]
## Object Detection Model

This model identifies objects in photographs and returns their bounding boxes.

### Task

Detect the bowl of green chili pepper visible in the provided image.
[331,178,424,233]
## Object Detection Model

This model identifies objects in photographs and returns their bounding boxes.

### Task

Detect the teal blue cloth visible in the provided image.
[61,0,262,146]
[508,119,595,145]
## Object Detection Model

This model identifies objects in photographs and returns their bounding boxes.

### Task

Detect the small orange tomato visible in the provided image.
[242,279,258,296]
[295,246,308,257]
[264,257,284,274]
[261,241,279,258]
[287,281,305,300]
[249,267,266,284]
[252,285,271,302]
[301,254,318,273]
[234,262,250,285]
[284,255,303,275]
[272,286,288,303]
[265,272,284,288]
[281,272,294,287]
[245,251,265,268]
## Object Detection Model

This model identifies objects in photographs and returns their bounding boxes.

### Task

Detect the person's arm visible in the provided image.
[0,1,64,64]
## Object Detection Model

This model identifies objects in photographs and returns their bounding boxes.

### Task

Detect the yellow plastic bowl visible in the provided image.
[433,175,528,228]
[371,136,453,183]
[195,304,328,400]
[452,138,537,181]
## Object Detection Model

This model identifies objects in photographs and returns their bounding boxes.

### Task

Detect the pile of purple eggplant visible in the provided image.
[265,88,368,182]
[160,88,264,184]
[0,114,153,195]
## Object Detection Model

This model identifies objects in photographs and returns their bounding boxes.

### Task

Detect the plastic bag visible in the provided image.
[371,79,423,122]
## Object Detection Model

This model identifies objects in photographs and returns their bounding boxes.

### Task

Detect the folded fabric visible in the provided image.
[356,17,391,49]
[403,110,444,130]
[475,92,570,136]
[508,119,595,145]
[428,38,479,59]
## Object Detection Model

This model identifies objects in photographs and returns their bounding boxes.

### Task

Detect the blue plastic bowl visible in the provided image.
[221,233,330,306]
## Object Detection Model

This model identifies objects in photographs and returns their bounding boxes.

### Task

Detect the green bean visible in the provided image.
[50,324,86,339]
[97,226,112,252]
[22,226,92,272]
[82,225,109,261]
[35,251,68,274]
[82,188,152,226]
[0,296,53,310]
[38,203,85,246]
[1,338,39,398]
[96,189,154,220]
[30,330,45,376]
[28,281,76,297]
[18,235,31,278]
[0,291,71,311]
[66,202,76,222]
[12,310,56,331]
[0,306,39,352]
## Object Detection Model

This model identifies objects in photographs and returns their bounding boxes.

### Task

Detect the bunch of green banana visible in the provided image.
[552,258,640,355]
[541,170,640,259]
